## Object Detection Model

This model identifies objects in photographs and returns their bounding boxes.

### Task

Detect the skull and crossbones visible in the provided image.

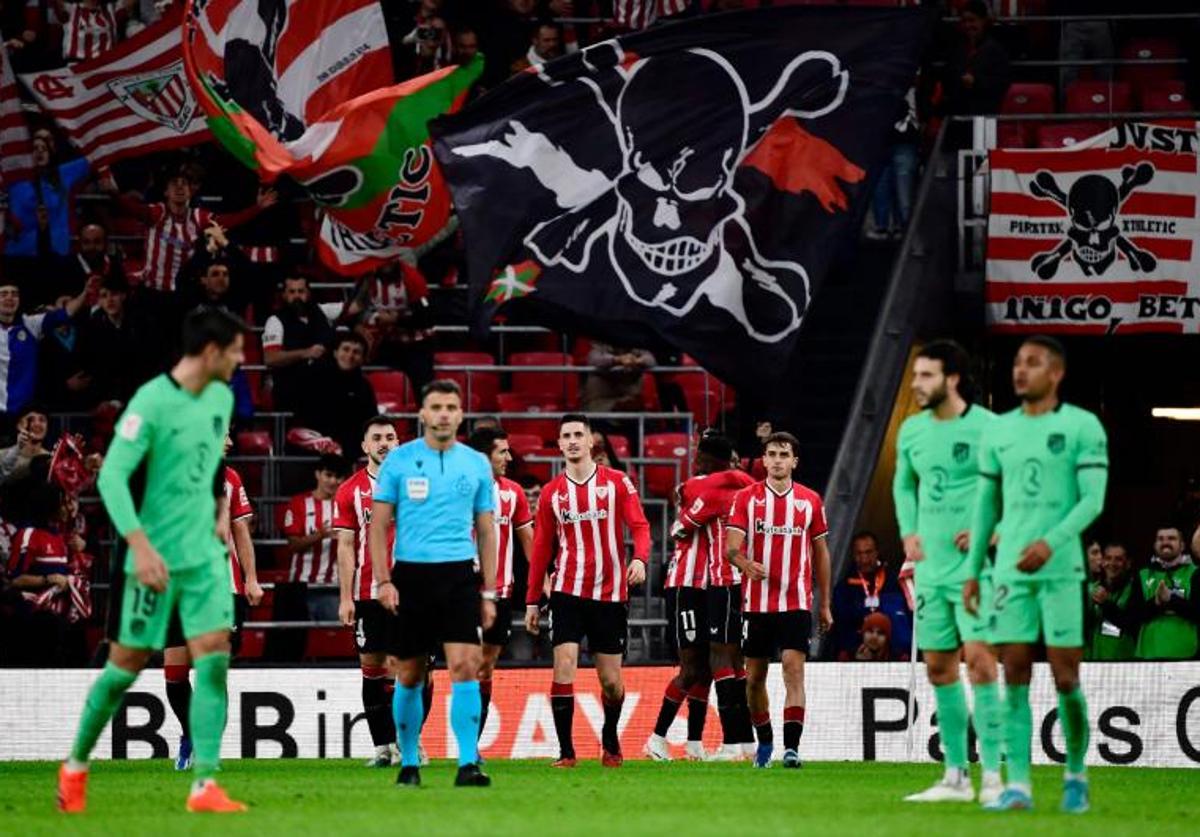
[1028,163,1157,279]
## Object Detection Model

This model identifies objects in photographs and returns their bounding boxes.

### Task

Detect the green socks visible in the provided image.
[1058,687,1089,776]
[190,652,231,780]
[1004,684,1033,788]
[972,681,1004,774]
[934,681,969,771]
[69,661,139,765]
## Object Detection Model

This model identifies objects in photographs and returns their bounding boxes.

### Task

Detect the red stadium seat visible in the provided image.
[496,392,563,442]
[238,629,266,660]
[237,431,273,456]
[1137,79,1192,112]
[642,432,692,498]
[510,352,579,405]
[998,83,1055,148]
[367,371,414,413]
[675,375,729,427]
[506,433,544,456]
[435,351,500,411]
[1064,80,1131,115]
[243,331,263,366]
[521,447,557,484]
[304,628,356,660]
[1118,38,1182,85]
[1034,122,1106,149]
[608,434,632,461]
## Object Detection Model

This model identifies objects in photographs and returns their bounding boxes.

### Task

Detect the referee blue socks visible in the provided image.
[450,681,482,767]
[394,683,424,768]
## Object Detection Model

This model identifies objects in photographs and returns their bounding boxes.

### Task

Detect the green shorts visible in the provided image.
[990,577,1084,647]
[106,559,233,650]
[916,577,992,652]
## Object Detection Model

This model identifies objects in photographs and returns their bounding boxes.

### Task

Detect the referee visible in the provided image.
[369,380,498,788]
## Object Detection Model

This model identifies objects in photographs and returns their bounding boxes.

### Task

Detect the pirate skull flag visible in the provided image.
[432,7,928,389]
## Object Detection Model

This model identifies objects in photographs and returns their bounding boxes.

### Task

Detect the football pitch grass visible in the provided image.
[2,759,1197,836]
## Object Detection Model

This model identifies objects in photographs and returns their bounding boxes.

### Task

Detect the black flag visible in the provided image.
[432,7,929,389]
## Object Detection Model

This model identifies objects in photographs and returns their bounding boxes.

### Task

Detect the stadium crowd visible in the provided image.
[2,0,1199,669]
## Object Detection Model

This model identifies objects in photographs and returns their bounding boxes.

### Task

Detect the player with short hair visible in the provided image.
[370,381,497,788]
[726,432,832,769]
[525,414,651,768]
[965,336,1107,813]
[58,307,248,813]
[468,427,534,743]
[894,340,1004,804]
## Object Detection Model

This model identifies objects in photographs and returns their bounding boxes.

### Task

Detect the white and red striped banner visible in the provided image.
[19,7,209,167]
[986,121,1200,335]
[0,41,34,187]
[613,0,691,30]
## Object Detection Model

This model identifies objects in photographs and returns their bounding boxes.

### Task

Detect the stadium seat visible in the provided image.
[522,447,557,484]
[243,331,263,366]
[506,433,544,457]
[1035,121,1106,149]
[238,629,266,660]
[496,392,563,442]
[367,371,414,413]
[1137,79,1192,112]
[1118,38,1182,84]
[237,431,273,456]
[675,374,728,427]
[998,83,1055,148]
[510,352,579,405]
[642,432,692,498]
[434,351,500,410]
[1064,80,1131,115]
[304,628,356,660]
[608,434,632,461]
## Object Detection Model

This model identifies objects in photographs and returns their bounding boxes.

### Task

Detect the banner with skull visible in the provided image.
[987,121,1200,334]
[431,7,928,390]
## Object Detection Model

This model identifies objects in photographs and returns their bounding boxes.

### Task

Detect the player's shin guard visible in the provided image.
[478,679,493,741]
[450,681,482,767]
[190,652,230,780]
[69,661,138,765]
[550,682,575,759]
[687,681,711,743]
[782,706,805,752]
[164,665,192,735]
[602,691,624,755]
[1004,684,1033,789]
[654,679,686,738]
[934,681,969,771]
[394,683,424,768]
[752,712,773,747]
[1057,687,1089,777]
[972,681,1004,775]
[361,666,395,747]
[713,668,740,744]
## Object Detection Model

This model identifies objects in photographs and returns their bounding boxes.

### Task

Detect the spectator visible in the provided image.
[3,132,89,266]
[398,0,452,76]
[509,20,562,74]
[940,0,1010,117]
[590,429,625,472]
[1134,526,1199,660]
[262,273,340,414]
[517,472,541,516]
[66,223,125,301]
[453,26,480,65]
[839,611,898,662]
[743,419,772,480]
[281,453,344,622]
[358,261,435,397]
[0,402,49,486]
[1086,538,1103,584]
[483,0,538,86]
[831,531,911,660]
[1086,542,1138,661]
[0,277,97,421]
[1055,5,1114,99]
[55,0,135,63]
[77,273,154,405]
[583,342,656,412]
[36,293,90,411]
[295,332,378,457]
[866,85,918,242]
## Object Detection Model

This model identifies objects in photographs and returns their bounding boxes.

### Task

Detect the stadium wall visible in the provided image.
[3,663,1198,766]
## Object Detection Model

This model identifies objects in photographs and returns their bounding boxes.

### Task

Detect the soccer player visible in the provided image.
[964,336,1107,813]
[58,307,248,814]
[164,436,262,771]
[726,431,832,769]
[525,414,651,768]
[467,427,534,743]
[893,340,1004,804]
[370,381,497,788]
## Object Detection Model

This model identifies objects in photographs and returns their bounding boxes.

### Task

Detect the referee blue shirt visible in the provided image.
[375,438,494,563]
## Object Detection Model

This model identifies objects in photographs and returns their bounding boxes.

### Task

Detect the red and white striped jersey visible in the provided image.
[493,475,533,600]
[332,468,394,601]
[141,204,213,292]
[6,527,69,612]
[728,480,828,613]
[61,3,119,63]
[282,492,337,585]
[671,469,756,589]
[527,465,651,605]
[225,466,253,596]
[613,0,689,30]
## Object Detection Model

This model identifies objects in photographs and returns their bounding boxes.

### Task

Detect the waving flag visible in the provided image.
[0,42,34,187]
[184,0,482,274]
[432,7,928,390]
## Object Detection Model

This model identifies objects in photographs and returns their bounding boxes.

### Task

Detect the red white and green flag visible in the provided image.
[182,0,482,274]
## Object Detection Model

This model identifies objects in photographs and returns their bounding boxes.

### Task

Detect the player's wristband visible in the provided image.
[481,589,497,601]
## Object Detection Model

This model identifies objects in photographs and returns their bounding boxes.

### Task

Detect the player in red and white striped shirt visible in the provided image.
[282,454,343,586]
[525,414,651,768]
[467,427,533,744]
[726,432,832,770]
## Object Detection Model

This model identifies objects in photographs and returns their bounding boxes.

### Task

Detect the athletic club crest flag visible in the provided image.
[432,7,928,389]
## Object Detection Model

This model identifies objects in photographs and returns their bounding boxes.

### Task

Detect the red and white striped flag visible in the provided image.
[613,0,691,30]
[19,7,210,167]
[986,121,1200,335]
[0,41,34,187]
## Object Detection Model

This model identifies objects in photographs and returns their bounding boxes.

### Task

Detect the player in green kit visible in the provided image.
[893,341,1004,805]
[964,336,1107,814]
[57,308,249,815]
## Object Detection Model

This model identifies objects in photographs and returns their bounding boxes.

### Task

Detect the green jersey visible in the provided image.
[968,403,1108,584]
[97,374,232,572]
[893,404,995,586]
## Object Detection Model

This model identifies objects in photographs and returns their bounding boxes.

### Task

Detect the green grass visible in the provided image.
[2,759,1196,836]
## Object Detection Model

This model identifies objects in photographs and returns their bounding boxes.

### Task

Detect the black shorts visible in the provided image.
[706,584,743,646]
[391,560,480,660]
[550,592,628,656]
[481,597,513,647]
[354,599,393,655]
[742,610,813,660]
[666,586,708,654]
[162,595,246,653]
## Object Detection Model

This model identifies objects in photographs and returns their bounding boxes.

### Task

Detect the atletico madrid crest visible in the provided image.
[107,60,196,133]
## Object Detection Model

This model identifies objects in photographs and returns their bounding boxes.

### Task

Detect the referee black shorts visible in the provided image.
[666,586,708,655]
[390,560,480,660]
